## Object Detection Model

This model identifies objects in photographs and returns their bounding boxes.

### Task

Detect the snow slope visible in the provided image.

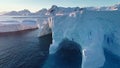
[49,11,120,68]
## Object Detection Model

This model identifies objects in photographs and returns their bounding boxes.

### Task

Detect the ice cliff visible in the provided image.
[39,18,52,36]
[49,10,120,68]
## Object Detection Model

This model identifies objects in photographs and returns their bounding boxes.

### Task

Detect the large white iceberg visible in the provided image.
[49,10,120,68]
[0,20,39,32]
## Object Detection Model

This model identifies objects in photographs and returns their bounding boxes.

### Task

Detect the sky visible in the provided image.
[0,0,120,12]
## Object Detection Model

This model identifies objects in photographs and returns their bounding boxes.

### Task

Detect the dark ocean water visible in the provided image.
[0,29,52,68]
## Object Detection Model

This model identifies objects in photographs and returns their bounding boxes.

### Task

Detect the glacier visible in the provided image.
[48,10,120,68]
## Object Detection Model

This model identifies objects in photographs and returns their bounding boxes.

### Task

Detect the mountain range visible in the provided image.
[2,3,120,16]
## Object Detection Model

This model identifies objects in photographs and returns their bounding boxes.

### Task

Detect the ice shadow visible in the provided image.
[43,38,82,68]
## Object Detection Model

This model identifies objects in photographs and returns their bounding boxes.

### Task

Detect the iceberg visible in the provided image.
[49,10,120,68]
[0,20,38,33]
[39,20,52,37]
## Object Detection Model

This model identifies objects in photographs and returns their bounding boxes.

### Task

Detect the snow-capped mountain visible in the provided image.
[3,9,32,16]
[33,8,48,16]
[109,3,120,10]
[2,5,84,16]
[18,9,31,15]
[86,3,120,11]
[3,3,120,16]
[47,5,83,16]
[4,11,19,15]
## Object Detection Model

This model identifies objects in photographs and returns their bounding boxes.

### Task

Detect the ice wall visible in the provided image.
[49,11,120,68]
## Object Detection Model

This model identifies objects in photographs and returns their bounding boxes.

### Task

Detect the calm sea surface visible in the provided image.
[0,29,52,68]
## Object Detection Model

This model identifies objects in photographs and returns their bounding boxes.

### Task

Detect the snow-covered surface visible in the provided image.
[0,17,39,32]
[49,11,120,68]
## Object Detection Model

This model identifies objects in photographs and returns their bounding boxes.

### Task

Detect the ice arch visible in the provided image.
[45,11,120,68]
